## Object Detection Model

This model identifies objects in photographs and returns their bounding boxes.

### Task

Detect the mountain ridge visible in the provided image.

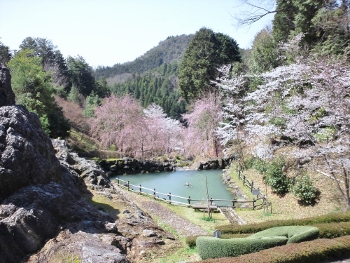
[94,34,193,84]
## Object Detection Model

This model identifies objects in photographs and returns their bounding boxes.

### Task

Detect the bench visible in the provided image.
[192,204,218,212]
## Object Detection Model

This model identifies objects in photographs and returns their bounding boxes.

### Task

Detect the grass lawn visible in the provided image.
[161,201,229,233]
[226,166,344,224]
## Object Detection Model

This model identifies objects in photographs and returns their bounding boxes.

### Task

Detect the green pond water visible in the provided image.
[111,170,235,206]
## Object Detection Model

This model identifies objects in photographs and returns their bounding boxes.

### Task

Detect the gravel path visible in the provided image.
[119,187,209,237]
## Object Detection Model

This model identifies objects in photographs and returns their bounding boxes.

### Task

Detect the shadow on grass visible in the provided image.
[90,199,121,220]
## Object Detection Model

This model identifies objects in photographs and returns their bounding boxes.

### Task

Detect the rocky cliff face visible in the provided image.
[0,106,62,202]
[0,66,127,262]
[0,66,177,263]
[0,65,15,106]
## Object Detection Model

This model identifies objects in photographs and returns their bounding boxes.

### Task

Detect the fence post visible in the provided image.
[168,193,171,204]
[188,196,191,205]
[153,188,156,199]
[139,184,142,194]
[117,177,119,186]
[253,198,256,210]
[251,181,254,193]
[127,181,130,191]
[232,200,235,208]
[243,174,246,183]
[210,198,213,205]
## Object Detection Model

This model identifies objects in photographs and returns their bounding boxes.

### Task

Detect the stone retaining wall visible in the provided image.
[197,157,234,170]
[98,157,176,175]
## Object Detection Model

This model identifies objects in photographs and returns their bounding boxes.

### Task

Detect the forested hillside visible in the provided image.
[91,34,193,118]
[94,34,193,83]
[105,29,241,118]
[110,62,186,118]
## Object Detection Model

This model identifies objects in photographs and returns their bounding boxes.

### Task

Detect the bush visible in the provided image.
[244,156,267,173]
[196,236,287,260]
[264,156,290,195]
[292,173,320,205]
[248,226,319,244]
[186,235,202,248]
[196,236,350,263]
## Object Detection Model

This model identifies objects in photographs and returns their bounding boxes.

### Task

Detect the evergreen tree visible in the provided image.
[311,0,350,56]
[0,41,11,65]
[8,49,70,137]
[272,0,324,45]
[178,28,241,101]
[273,0,297,43]
[19,37,70,90]
[248,27,280,74]
[83,91,100,117]
[66,55,96,97]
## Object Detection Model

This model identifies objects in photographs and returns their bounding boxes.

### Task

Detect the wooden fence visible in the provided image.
[237,170,272,213]
[115,177,267,210]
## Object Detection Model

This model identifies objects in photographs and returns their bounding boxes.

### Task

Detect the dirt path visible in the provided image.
[118,186,209,237]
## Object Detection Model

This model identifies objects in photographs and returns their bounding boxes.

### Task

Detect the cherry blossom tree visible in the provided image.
[182,92,223,158]
[143,103,183,156]
[90,94,150,158]
[216,41,350,208]
[90,97,183,159]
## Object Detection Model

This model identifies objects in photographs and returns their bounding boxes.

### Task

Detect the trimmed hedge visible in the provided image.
[194,235,350,263]
[316,221,350,238]
[217,212,350,235]
[248,226,319,244]
[196,236,287,260]
[196,226,319,259]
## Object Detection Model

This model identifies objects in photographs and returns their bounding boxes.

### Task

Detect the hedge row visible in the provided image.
[193,235,350,263]
[196,226,319,259]
[187,221,350,248]
[186,234,251,248]
[217,212,350,235]
[196,236,287,260]
[316,221,350,238]
[221,221,350,240]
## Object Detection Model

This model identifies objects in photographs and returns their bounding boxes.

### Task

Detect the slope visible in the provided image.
[94,34,193,85]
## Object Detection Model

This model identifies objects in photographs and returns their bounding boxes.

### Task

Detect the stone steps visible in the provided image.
[219,207,246,225]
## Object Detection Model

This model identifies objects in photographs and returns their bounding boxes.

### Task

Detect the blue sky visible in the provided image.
[0,0,274,68]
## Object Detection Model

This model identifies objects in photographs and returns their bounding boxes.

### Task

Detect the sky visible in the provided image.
[0,0,274,68]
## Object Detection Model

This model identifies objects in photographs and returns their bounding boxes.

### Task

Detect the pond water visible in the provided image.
[111,170,235,206]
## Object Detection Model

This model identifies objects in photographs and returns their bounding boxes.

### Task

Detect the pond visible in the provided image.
[111,169,235,206]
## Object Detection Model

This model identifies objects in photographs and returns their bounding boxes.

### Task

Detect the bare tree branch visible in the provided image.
[232,0,277,26]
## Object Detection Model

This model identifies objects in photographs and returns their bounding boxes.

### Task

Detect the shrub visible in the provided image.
[243,156,267,173]
[269,117,287,127]
[264,156,291,195]
[186,235,202,248]
[292,173,320,205]
[109,144,117,151]
[314,126,337,142]
[196,236,287,260]
[248,226,319,244]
